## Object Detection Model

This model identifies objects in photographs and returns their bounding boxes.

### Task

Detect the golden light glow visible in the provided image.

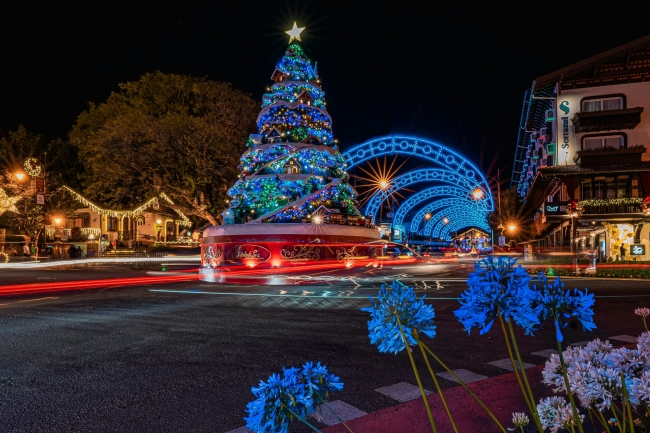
[354,155,412,206]
[286,22,305,43]
[508,225,516,232]
[15,172,25,180]
[442,217,450,224]
[54,218,62,225]
[0,187,20,216]
[156,219,162,224]
[472,188,484,200]
[425,213,432,220]
[313,215,322,224]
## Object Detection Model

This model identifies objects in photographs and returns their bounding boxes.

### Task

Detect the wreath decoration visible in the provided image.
[23,157,44,178]
[0,251,9,263]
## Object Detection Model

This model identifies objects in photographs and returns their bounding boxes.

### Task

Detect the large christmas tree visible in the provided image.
[226,24,361,224]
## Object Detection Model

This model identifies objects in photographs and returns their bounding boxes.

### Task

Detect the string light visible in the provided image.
[60,186,192,227]
[0,187,20,216]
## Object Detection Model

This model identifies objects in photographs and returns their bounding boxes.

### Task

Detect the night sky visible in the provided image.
[2,1,648,183]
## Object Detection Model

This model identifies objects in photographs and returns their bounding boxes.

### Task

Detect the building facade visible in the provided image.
[514,35,650,261]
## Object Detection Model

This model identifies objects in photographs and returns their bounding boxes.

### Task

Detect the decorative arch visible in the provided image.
[344,136,493,235]
[363,168,479,220]
[424,207,490,239]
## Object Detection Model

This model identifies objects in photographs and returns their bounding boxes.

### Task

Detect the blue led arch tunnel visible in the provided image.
[343,136,493,234]
[440,222,490,240]
[363,168,481,221]
[425,207,491,239]
[389,186,490,232]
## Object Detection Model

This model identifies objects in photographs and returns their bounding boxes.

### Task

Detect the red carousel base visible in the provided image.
[200,223,382,270]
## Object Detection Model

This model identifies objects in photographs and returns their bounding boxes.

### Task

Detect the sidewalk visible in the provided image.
[0,255,201,269]
[323,365,551,433]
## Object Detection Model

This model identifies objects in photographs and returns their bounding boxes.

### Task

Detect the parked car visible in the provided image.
[139,234,157,247]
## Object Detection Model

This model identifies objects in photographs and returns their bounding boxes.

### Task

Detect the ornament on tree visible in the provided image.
[225,24,363,224]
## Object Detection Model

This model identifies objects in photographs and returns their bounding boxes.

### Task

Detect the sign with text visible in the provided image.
[544,201,570,216]
[631,244,646,256]
[35,177,45,194]
[36,193,45,205]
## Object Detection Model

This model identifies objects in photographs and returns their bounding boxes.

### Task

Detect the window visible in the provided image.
[106,217,118,231]
[582,96,624,112]
[582,134,624,150]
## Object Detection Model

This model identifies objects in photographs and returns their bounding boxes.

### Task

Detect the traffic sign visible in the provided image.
[36,193,45,205]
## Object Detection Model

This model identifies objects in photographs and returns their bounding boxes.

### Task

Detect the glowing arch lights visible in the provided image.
[424,207,490,238]
[343,136,493,236]
[343,136,493,206]
[389,186,489,232]
[363,168,481,219]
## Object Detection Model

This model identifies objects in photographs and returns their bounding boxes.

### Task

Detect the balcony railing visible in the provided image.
[572,107,643,133]
[582,204,642,214]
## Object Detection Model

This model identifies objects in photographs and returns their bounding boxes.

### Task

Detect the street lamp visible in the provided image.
[15,172,25,181]
[508,225,516,232]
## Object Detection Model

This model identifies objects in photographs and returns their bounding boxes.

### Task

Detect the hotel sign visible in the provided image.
[545,201,570,216]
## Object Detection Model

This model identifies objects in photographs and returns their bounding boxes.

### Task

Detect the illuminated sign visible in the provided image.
[560,101,570,150]
[545,201,569,216]
[631,245,646,256]
[225,244,271,263]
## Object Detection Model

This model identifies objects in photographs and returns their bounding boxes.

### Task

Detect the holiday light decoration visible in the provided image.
[60,186,192,226]
[22,157,44,178]
[354,156,411,206]
[225,26,362,223]
[0,187,20,216]
[285,22,304,43]
[0,251,9,263]
[342,136,493,235]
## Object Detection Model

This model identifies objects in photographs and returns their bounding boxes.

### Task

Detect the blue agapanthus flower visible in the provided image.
[301,361,344,401]
[245,368,312,433]
[361,281,436,354]
[535,273,596,342]
[245,362,344,433]
[454,256,541,335]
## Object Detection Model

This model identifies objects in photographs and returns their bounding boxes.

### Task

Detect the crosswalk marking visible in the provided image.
[488,358,534,371]
[609,335,638,343]
[532,349,558,358]
[437,368,488,384]
[309,400,367,426]
[375,382,432,402]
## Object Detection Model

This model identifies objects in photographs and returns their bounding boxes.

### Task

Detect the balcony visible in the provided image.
[572,107,643,133]
[578,198,644,215]
[573,145,647,167]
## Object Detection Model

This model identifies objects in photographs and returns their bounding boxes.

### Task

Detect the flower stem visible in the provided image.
[611,403,624,433]
[554,322,585,433]
[621,372,635,433]
[287,407,323,433]
[417,339,507,433]
[644,317,648,332]
[319,399,354,433]
[396,316,437,433]
[506,318,541,428]
[416,339,459,433]
[592,407,612,433]
[498,314,540,430]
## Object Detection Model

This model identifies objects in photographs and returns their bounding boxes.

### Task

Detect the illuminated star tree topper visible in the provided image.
[286,22,305,43]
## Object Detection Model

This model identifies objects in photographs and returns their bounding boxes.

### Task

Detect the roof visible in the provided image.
[512,34,650,193]
[538,163,650,175]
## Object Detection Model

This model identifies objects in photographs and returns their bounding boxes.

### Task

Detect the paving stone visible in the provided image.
[488,358,535,371]
[436,368,488,384]
[609,335,638,343]
[375,381,432,402]
[531,349,558,358]
[570,341,590,347]
[224,428,251,433]
[309,400,367,426]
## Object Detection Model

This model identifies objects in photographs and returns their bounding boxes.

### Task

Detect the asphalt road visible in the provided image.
[0,261,648,432]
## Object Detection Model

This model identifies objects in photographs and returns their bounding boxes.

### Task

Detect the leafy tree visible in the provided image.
[70,71,258,225]
[488,188,547,244]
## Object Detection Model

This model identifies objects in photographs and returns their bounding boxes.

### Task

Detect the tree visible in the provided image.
[488,188,547,244]
[226,40,360,223]
[69,71,258,225]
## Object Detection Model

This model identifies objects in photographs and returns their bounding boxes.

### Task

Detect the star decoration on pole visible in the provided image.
[0,186,20,216]
[286,22,304,43]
